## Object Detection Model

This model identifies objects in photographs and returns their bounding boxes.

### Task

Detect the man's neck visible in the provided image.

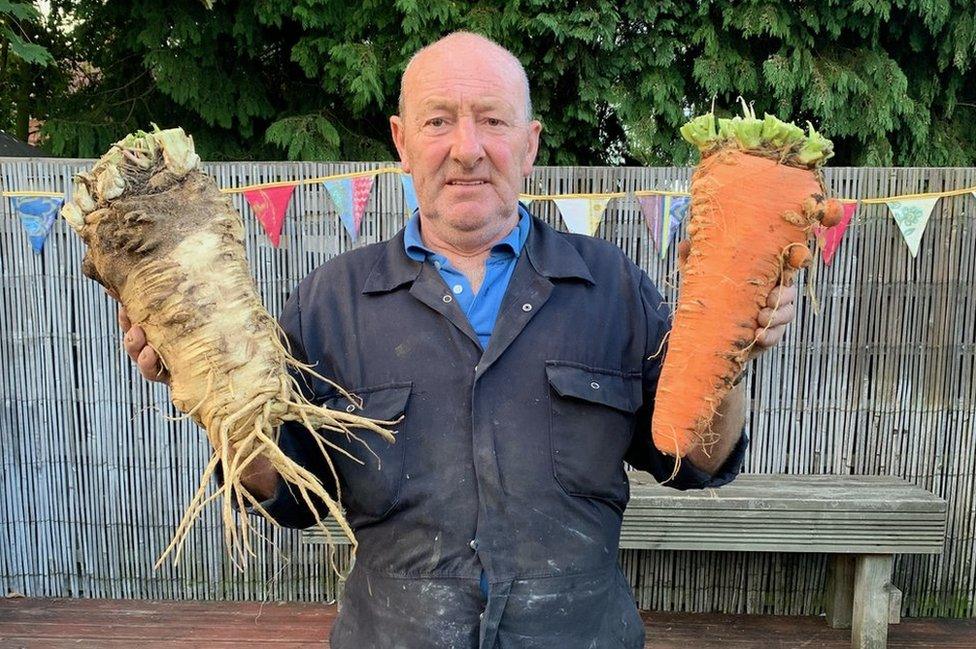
[419,211,520,293]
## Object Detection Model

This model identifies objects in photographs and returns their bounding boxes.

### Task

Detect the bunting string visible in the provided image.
[3,165,975,256]
[3,176,974,204]
[220,166,404,194]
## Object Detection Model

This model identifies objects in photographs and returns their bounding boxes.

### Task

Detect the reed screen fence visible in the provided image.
[1,159,974,617]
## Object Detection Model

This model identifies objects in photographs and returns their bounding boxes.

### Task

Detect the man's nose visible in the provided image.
[450,118,485,169]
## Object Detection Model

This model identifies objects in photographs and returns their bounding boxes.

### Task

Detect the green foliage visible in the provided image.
[1,1,53,66]
[265,114,340,160]
[10,0,976,166]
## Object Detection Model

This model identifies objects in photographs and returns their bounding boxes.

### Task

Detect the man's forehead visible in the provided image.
[418,93,516,113]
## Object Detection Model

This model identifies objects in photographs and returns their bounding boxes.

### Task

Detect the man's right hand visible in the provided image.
[119,306,170,384]
[118,304,281,500]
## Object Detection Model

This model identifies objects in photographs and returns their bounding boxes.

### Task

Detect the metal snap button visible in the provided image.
[443,295,453,303]
[521,303,532,312]
[345,403,356,413]
[469,539,478,551]
[590,381,600,389]
[453,284,463,294]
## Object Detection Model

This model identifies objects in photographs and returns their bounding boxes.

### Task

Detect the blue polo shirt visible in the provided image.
[404,205,532,349]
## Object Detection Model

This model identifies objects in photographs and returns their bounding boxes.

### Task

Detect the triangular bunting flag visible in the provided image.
[664,195,690,259]
[519,196,534,207]
[638,194,689,258]
[553,198,609,236]
[324,176,374,242]
[885,197,939,257]
[399,173,419,217]
[637,195,664,254]
[243,185,295,247]
[815,201,858,265]
[15,196,63,254]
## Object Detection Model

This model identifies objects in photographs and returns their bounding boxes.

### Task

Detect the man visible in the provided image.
[120,32,796,649]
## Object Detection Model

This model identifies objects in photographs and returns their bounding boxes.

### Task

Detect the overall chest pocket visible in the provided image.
[546,362,642,506]
[319,382,412,521]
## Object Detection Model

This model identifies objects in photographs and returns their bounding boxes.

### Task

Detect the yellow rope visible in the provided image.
[633,189,690,197]
[3,172,974,204]
[2,190,63,198]
[218,166,405,194]
[521,191,627,200]
[853,185,976,204]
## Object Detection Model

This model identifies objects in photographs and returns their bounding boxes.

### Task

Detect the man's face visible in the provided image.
[390,40,541,235]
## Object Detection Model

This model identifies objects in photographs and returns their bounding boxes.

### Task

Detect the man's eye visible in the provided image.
[426,118,446,127]
[486,118,504,127]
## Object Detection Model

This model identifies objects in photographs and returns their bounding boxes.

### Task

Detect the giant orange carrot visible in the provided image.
[652,103,842,460]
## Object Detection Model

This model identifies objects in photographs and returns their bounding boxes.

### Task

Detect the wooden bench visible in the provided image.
[302,471,947,649]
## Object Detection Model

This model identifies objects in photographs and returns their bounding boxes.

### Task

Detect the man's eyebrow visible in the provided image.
[471,98,516,113]
[417,97,517,114]
[418,98,457,112]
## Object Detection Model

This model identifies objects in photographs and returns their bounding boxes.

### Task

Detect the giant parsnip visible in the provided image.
[61,127,395,568]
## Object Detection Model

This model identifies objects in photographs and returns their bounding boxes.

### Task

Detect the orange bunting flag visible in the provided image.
[243,185,296,247]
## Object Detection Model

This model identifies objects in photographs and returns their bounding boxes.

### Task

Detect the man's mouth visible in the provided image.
[446,180,488,186]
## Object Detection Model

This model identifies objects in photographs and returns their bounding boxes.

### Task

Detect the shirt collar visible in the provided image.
[363,205,593,295]
[403,203,532,263]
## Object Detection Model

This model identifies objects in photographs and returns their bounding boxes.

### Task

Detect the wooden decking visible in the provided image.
[1,598,974,648]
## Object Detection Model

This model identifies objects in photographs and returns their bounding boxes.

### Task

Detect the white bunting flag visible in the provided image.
[553,198,610,236]
[885,197,939,257]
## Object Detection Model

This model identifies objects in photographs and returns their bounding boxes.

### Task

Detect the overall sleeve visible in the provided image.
[215,283,340,529]
[624,271,749,490]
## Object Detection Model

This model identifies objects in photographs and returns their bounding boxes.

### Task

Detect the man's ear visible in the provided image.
[522,119,542,176]
[390,115,411,173]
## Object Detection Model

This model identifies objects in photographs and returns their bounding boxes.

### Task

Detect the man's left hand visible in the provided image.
[750,281,797,361]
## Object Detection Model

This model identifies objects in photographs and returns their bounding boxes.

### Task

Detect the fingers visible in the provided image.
[757,302,795,329]
[751,283,798,358]
[118,306,131,334]
[123,324,145,363]
[122,320,169,384]
[136,345,166,383]
[754,323,786,349]
[766,283,798,310]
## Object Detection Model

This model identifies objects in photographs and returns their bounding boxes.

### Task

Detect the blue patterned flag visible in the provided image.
[399,174,419,216]
[14,196,64,254]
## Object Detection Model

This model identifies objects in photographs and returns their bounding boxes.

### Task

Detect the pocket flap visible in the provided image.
[545,362,642,413]
[322,382,412,421]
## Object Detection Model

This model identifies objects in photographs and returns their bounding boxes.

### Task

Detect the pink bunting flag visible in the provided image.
[637,195,664,253]
[350,176,374,239]
[243,184,296,247]
[815,201,858,265]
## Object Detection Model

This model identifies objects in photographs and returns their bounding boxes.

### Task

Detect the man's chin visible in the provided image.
[430,201,512,232]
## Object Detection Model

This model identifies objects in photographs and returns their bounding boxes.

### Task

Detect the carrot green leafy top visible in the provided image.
[680,100,834,169]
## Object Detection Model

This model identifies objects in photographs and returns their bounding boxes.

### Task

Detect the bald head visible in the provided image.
[398,32,533,121]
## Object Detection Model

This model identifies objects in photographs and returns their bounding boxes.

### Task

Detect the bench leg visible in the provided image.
[851,554,894,649]
[826,555,855,629]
